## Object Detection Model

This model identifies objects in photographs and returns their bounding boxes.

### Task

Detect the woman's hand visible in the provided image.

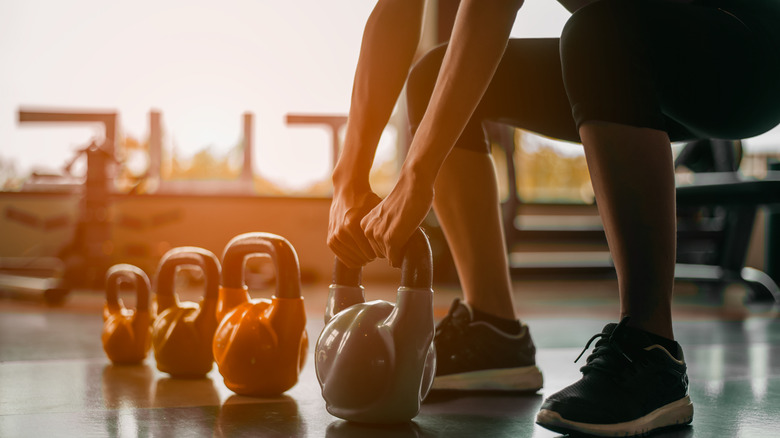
[360,171,434,268]
[328,186,382,269]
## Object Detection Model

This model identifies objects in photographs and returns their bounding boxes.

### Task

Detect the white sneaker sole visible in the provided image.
[536,395,694,437]
[432,365,543,391]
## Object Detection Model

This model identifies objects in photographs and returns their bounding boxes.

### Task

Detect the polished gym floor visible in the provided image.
[2,279,779,437]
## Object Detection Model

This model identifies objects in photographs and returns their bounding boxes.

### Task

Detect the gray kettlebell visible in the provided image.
[315,228,436,423]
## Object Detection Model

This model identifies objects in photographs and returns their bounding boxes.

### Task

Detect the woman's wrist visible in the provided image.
[400,148,441,191]
[332,165,371,196]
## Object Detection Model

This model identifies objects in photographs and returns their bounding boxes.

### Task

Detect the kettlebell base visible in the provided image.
[223,380,298,398]
[325,405,420,425]
[162,370,213,380]
[106,355,148,366]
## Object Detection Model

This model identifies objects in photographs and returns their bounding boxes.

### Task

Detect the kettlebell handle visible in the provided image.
[221,232,302,299]
[106,264,151,312]
[155,247,221,301]
[333,227,432,290]
[332,258,361,287]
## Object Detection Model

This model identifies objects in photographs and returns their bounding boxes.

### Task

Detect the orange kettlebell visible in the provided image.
[102,264,153,365]
[152,246,222,378]
[212,232,308,396]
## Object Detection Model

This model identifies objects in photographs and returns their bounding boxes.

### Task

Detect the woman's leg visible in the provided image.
[405,39,575,390]
[560,0,780,338]
[432,147,515,320]
[407,39,577,321]
[537,0,780,434]
[579,122,676,339]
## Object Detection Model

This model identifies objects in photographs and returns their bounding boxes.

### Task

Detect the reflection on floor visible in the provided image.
[1,279,779,437]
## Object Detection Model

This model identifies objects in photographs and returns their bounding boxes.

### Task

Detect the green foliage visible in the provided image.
[495,130,594,204]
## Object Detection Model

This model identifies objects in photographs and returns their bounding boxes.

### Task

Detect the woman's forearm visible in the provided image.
[402,0,523,187]
[333,0,425,192]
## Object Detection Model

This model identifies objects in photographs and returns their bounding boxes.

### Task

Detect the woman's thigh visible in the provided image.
[406,38,580,153]
[561,0,780,140]
[406,0,780,147]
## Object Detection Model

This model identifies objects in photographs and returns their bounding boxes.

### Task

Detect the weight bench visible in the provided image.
[674,170,780,302]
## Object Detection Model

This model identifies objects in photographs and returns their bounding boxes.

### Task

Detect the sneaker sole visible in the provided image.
[536,395,694,437]
[432,365,543,391]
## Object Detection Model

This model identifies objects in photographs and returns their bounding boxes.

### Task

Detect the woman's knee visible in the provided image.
[406,44,448,129]
[406,43,491,153]
[560,0,666,131]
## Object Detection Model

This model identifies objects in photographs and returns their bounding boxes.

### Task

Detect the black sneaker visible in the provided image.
[432,299,543,391]
[536,317,694,437]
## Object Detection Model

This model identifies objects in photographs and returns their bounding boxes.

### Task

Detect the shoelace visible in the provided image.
[574,317,635,375]
[434,299,468,342]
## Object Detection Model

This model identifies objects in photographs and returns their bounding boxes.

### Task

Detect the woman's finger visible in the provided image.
[360,214,387,260]
[343,209,377,262]
[328,229,372,268]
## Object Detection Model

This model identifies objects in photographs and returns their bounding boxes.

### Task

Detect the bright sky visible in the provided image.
[1,0,778,190]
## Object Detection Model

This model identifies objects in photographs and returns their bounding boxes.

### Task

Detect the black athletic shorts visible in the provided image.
[406,0,780,152]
